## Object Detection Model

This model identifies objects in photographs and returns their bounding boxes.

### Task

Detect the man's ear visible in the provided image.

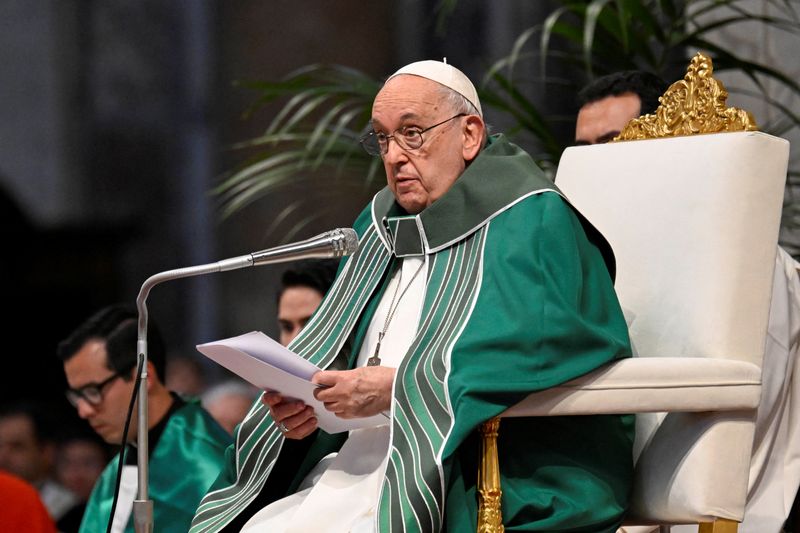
[461,115,485,162]
[125,362,158,390]
[145,361,159,391]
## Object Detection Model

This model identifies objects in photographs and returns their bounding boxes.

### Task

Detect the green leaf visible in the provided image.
[540,5,580,79]
[216,4,800,242]
[584,0,630,76]
[483,71,564,159]
[691,38,800,95]
[613,0,630,51]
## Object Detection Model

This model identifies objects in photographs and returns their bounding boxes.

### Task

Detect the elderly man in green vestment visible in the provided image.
[191,60,633,532]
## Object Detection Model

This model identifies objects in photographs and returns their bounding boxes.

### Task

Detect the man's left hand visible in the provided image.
[312,367,395,418]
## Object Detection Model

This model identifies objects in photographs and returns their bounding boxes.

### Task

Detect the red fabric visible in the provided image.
[0,471,57,533]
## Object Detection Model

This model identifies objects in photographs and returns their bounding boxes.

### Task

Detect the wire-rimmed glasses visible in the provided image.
[360,113,467,156]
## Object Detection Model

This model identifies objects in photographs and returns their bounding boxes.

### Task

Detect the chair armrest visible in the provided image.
[501,358,761,417]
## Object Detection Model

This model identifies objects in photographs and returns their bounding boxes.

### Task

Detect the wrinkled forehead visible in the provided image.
[371,75,450,126]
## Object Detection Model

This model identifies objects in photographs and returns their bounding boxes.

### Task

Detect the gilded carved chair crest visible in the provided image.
[615,52,758,141]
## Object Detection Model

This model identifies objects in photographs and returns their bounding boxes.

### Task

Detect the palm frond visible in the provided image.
[219,1,800,242]
[217,65,381,221]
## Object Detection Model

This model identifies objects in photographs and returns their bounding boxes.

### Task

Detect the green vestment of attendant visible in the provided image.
[192,135,633,532]
[80,400,231,533]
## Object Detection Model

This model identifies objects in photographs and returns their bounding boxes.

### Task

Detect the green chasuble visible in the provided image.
[191,134,633,532]
[80,400,231,533]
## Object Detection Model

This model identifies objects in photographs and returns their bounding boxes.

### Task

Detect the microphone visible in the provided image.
[131,227,358,530]
[220,227,359,271]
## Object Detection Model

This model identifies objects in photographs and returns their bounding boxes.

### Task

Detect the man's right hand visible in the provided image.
[261,391,317,440]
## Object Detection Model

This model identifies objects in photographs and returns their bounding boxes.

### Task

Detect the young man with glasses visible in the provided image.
[58,304,231,533]
[192,60,633,533]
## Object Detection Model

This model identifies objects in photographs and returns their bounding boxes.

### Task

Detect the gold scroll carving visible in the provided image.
[615,52,758,141]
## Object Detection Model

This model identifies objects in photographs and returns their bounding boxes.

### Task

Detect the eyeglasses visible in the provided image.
[360,113,467,156]
[65,372,125,408]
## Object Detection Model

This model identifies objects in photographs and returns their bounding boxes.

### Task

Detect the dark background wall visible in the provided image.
[5,1,790,432]
[0,1,556,428]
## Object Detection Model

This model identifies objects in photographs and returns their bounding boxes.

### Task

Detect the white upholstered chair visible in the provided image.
[477,55,791,533]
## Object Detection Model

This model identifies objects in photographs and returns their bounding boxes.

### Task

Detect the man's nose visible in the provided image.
[75,398,97,419]
[382,136,409,165]
[285,325,302,345]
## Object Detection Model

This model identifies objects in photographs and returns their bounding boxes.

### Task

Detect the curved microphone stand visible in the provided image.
[131,228,358,532]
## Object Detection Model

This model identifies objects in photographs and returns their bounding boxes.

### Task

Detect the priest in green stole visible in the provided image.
[79,400,232,533]
[192,60,633,532]
[58,305,231,533]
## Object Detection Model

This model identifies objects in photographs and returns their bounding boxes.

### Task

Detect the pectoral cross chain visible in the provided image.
[367,332,385,366]
[365,260,424,368]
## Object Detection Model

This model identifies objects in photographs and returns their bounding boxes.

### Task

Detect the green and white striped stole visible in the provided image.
[190,226,393,532]
[378,225,487,531]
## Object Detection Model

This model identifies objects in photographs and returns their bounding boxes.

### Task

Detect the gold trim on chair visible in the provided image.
[615,52,758,141]
[477,418,504,533]
[699,518,739,533]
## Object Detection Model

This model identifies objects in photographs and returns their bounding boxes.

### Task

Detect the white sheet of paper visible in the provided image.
[196,331,387,434]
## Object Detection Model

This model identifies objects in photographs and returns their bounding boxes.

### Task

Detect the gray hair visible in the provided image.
[201,380,259,406]
[438,85,480,116]
[437,85,490,147]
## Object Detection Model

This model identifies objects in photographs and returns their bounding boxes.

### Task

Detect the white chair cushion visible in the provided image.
[502,357,761,417]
